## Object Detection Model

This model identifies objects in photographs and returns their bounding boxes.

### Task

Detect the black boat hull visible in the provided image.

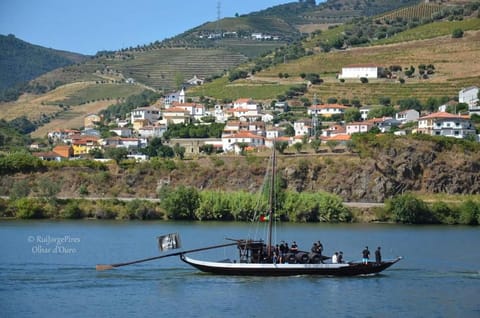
[181,255,402,277]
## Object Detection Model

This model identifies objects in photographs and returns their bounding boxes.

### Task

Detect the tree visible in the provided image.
[378,96,391,106]
[452,28,464,38]
[159,186,200,220]
[398,98,422,112]
[344,107,361,123]
[387,194,432,224]
[104,147,128,163]
[367,106,395,119]
[284,124,295,136]
[310,138,321,153]
[275,141,288,154]
[173,143,185,159]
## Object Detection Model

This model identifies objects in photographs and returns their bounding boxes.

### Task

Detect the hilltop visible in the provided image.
[0,34,88,100]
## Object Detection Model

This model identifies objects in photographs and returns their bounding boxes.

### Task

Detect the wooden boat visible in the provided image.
[180,147,402,276]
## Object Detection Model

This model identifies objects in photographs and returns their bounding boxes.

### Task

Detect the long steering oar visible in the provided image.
[96,242,237,271]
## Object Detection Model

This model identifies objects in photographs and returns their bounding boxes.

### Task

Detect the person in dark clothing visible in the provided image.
[279,242,286,263]
[362,246,370,264]
[290,241,298,253]
[375,246,382,264]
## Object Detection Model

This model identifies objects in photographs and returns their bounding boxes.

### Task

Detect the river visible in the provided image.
[0,220,478,317]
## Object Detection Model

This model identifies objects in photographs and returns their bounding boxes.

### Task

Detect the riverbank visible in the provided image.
[1,193,478,225]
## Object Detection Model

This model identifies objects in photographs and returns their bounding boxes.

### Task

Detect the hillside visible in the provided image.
[2,0,479,135]
[0,34,88,98]
[191,17,480,104]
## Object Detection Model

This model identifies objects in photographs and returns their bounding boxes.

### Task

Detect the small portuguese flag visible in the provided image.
[259,214,270,222]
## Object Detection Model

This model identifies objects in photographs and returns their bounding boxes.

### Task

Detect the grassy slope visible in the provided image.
[196,18,480,104]
[0,81,145,138]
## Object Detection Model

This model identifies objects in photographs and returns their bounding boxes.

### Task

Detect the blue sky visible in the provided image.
[0,0,311,55]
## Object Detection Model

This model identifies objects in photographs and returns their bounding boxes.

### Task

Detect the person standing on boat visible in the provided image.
[317,241,324,254]
[290,241,298,253]
[279,241,287,263]
[337,251,344,263]
[375,246,382,264]
[332,252,338,264]
[362,246,370,264]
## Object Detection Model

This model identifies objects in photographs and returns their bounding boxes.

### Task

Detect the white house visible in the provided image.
[137,125,167,138]
[340,64,383,79]
[417,112,476,139]
[308,104,349,117]
[322,124,346,137]
[294,121,312,136]
[222,131,265,153]
[130,106,161,125]
[161,107,191,124]
[186,75,204,86]
[171,102,205,121]
[110,127,132,138]
[164,90,182,106]
[346,121,374,135]
[233,98,259,111]
[265,126,285,140]
[396,109,420,124]
[209,104,228,123]
[47,129,80,143]
[100,137,143,149]
[359,106,375,121]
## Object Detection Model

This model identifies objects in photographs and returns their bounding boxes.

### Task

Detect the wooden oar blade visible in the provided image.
[96,264,114,271]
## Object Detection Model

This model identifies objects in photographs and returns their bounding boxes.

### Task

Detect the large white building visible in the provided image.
[340,65,383,79]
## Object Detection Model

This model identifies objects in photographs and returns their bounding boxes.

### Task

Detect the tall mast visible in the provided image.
[267,144,276,257]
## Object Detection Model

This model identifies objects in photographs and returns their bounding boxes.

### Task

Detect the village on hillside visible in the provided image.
[32,65,480,162]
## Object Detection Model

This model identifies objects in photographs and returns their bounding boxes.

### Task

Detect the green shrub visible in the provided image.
[159,186,200,220]
[61,201,84,219]
[458,200,479,225]
[387,193,433,224]
[431,201,457,224]
[14,198,45,219]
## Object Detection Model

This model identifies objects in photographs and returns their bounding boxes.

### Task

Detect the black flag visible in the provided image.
[157,233,181,251]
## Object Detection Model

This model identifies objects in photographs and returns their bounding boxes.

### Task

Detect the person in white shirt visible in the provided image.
[332,252,338,264]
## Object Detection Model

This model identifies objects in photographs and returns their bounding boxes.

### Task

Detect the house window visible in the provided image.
[455,122,460,126]
[435,132,441,135]
[454,131,459,136]
[436,123,441,127]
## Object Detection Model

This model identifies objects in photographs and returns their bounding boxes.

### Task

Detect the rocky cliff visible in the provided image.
[2,137,479,202]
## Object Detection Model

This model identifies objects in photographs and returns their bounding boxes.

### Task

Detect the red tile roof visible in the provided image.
[420,112,469,120]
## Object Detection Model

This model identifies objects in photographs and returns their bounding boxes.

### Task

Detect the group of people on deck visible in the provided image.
[272,240,382,265]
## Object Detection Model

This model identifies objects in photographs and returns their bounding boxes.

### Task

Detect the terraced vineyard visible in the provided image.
[380,3,444,21]
[104,48,248,90]
[307,80,474,105]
